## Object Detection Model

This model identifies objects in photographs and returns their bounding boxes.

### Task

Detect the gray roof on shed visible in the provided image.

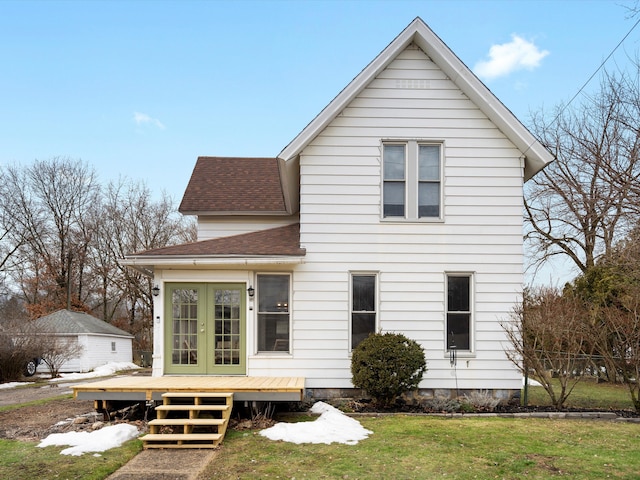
[34,310,133,338]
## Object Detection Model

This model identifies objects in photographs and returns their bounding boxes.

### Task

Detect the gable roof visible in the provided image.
[278,17,553,180]
[179,157,290,215]
[33,310,133,338]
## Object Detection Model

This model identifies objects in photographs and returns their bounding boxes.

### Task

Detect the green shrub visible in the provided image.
[351,332,427,406]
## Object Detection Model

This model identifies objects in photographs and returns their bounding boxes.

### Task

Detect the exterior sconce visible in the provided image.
[152,285,160,297]
[248,286,255,298]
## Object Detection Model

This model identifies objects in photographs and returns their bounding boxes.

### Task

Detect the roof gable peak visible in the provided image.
[278,16,552,180]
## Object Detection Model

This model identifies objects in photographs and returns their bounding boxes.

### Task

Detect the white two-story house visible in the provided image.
[124,17,553,401]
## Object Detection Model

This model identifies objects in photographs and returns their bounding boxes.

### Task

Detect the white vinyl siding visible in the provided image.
[152,43,527,392]
[288,45,523,390]
[197,215,299,241]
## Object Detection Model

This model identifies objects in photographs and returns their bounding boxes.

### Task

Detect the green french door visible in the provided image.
[165,283,246,375]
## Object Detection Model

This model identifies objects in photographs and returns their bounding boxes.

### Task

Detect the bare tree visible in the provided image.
[502,287,594,409]
[2,157,101,317]
[38,335,84,379]
[525,71,640,279]
[94,178,195,350]
[1,159,195,353]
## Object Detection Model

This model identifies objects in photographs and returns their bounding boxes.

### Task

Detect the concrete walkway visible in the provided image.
[107,449,218,480]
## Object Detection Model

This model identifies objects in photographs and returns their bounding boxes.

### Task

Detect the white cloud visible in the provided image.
[474,35,549,80]
[133,111,165,130]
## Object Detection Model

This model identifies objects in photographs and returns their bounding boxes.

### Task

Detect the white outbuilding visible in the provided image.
[34,309,133,373]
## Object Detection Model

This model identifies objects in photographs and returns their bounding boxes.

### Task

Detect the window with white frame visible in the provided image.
[111,341,116,352]
[383,141,442,220]
[351,273,377,350]
[257,274,290,353]
[446,274,472,351]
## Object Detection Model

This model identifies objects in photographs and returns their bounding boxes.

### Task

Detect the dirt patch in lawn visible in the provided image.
[0,396,100,441]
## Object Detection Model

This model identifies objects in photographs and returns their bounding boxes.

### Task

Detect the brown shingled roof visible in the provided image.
[179,157,288,214]
[132,223,305,257]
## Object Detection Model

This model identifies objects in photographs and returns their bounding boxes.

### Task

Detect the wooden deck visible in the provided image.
[73,376,305,403]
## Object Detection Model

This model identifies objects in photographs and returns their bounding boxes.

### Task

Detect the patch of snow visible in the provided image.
[38,423,140,456]
[260,401,372,445]
[0,381,33,390]
[49,362,140,382]
[523,377,543,387]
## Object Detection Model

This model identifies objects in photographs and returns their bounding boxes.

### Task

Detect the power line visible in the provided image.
[524,15,640,156]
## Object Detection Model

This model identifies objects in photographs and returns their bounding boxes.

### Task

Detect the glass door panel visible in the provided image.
[211,286,245,374]
[165,283,246,375]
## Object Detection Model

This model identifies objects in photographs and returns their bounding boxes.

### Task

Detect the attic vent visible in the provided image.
[395,79,430,89]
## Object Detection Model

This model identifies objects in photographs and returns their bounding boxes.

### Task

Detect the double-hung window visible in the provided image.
[351,273,377,350]
[257,274,290,353]
[383,141,442,220]
[446,274,472,351]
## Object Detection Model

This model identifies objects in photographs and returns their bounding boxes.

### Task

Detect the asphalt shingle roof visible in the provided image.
[133,223,305,257]
[33,310,133,337]
[179,157,288,214]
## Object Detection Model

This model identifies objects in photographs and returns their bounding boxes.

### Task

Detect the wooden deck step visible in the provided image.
[155,404,230,412]
[142,391,233,449]
[143,433,223,449]
[161,392,234,398]
[148,418,225,427]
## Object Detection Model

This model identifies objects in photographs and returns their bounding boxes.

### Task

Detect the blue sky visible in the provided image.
[1,0,639,285]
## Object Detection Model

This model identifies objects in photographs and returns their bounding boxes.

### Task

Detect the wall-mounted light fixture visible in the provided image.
[152,285,160,297]
[247,286,255,298]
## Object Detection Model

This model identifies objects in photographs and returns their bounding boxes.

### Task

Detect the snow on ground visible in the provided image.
[0,381,34,389]
[523,377,543,387]
[49,361,140,382]
[38,424,140,456]
[260,401,372,445]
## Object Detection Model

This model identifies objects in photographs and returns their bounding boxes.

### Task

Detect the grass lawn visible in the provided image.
[0,438,142,480]
[525,376,636,410]
[0,379,638,479]
[202,415,640,479]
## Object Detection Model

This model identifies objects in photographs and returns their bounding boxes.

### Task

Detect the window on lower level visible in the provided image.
[111,341,116,352]
[351,273,377,350]
[257,274,290,353]
[383,141,442,220]
[446,274,472,351]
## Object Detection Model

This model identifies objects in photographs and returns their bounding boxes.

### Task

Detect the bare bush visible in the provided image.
[462,390,501,412]
[502,288,594,409]
[38,336,84,378]
[0,320,41,382]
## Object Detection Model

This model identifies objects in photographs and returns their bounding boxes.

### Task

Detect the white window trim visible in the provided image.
[254,272,293,356]
[349,271,379,352]
[444,271,475,356]
[381,139,444,222]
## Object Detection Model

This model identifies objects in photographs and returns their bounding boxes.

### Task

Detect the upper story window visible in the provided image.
[383,141,442,220]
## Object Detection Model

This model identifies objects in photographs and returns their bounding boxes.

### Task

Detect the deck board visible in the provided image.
[73,376,305,402]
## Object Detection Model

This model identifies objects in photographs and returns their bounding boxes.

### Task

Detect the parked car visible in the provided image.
[24,357,41,377]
